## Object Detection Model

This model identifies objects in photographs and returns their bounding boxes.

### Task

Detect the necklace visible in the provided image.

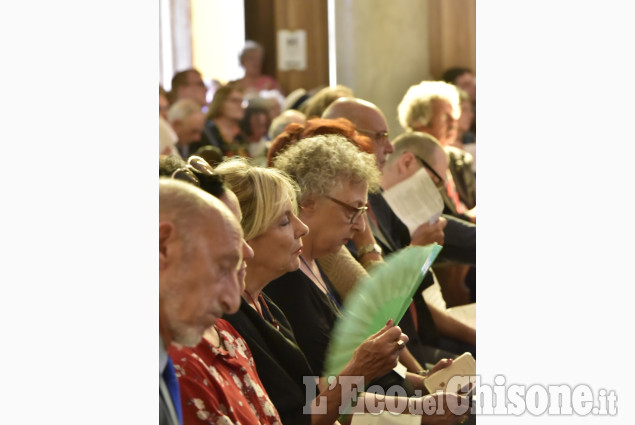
[243,290,280,331]
[299,255,341,310]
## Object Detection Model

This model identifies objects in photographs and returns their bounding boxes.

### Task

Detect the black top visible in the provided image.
[189,120,249,158]
[264,264,343,377]
[224,296,314,425]
[264,264,416,397]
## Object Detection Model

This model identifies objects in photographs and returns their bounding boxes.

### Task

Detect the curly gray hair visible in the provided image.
[272,134,381,203]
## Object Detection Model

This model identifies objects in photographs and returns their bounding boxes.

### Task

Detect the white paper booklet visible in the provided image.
[424,352,476,394]
[382,168,444,235]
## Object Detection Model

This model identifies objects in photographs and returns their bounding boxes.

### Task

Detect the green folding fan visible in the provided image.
[324,244,442,378]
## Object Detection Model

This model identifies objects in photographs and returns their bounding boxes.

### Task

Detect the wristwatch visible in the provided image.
[357,243,382,257]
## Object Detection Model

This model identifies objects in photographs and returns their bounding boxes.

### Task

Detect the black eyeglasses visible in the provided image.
[412,154,445,188]
[325,196,368,224]
[170,155,215,186]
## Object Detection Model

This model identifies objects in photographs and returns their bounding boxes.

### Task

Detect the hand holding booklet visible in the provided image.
[382,168,445,235]
[424,352,476,394]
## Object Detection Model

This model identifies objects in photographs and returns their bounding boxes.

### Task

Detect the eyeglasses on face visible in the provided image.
[170,155,215,187]
[356,127,389,142]
[325,196,368,224]
[412,153,445,188]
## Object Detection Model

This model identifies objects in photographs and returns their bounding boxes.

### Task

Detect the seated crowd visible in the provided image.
[159,42,477,425]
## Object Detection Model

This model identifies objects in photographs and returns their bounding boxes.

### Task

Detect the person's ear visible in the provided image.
[159,221,175,270]
[398,152,416,175]
[171,119,182,133]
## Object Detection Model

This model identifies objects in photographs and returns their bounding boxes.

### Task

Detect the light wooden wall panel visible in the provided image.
[427,0,476,79]
[273,0,329,95]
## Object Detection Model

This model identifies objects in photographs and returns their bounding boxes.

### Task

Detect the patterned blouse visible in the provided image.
[169,319,282,425]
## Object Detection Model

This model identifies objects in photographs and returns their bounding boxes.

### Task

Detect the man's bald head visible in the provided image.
[159,178,244,347]
[322,97,394,171]
[159,178,240,245]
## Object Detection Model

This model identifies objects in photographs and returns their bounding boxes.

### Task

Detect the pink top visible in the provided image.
[238,75,282,96]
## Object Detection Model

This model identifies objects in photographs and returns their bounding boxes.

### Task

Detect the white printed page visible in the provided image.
[382,168,444,235]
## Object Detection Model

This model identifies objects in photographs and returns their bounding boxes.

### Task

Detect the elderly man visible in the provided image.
[323,97,394,171]
[167,99,206,159]
[159,178,245,425]
[397,81,476,219]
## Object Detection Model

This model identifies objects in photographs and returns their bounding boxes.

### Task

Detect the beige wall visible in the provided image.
[334,0,433,136]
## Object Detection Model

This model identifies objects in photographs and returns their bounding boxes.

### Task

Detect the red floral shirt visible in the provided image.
[169,319,282,425]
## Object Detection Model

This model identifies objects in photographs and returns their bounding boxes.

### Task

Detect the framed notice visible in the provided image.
[277,29,307,71]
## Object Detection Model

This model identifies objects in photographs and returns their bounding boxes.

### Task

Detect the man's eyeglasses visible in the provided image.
[356,127,389,142]
[325,196,368,224]
[413,154,446,188]
[171,156,215,187]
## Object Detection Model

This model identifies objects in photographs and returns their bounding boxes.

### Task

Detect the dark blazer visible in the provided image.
[367,192,475,266]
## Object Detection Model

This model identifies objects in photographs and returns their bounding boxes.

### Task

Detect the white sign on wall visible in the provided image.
[277,29,307,71]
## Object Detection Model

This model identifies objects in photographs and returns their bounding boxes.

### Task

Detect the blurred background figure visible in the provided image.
[453,88,476,173]
[257,89,285,122]
[442,67,476,134]
[159,117,180,158]
[240,99,271,166]
[194,82,249,158]
[160,85,170,120]
[160,85,180,157]
[167,99,206,158]
[268,109,306,141]
[302,84,354,119]
[234,40,283,98]
[168,68,209,109]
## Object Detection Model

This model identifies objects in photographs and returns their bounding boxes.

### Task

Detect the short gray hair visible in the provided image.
[167,99,202,124]
[386,132,445,167]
